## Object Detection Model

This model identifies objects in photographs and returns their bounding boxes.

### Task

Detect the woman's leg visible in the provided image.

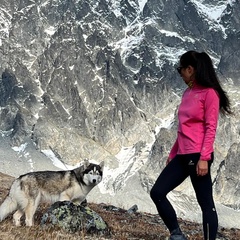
[150,156,189,232]
[189,154,218,240]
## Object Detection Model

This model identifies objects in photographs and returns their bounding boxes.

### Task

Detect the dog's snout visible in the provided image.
[93,179,96,183]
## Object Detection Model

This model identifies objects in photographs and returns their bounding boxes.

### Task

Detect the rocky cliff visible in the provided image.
[0,0,239,228]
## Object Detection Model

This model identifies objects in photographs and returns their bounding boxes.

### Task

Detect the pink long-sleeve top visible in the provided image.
[169,85,220,161]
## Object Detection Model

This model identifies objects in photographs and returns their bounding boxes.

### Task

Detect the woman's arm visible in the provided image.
[200,89,220,161]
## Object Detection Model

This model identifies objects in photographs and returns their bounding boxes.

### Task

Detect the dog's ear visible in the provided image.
[83,159,90,169]
[99,161,104,170]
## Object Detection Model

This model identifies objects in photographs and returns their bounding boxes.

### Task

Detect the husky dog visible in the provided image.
[0,159,104,226]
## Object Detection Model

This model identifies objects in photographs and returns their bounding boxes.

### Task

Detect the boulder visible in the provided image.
[41,201,108,234]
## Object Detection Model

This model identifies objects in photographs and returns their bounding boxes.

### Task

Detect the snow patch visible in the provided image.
[190,0,227,22]
[100,144,151,196]
[0,129,13,137]
[138,0,148,12]
[44,26,56,36]
[41,149,79,170]
[12,143,28,153]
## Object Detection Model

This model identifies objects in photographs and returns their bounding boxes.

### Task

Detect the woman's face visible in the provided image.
[178,65,195,85]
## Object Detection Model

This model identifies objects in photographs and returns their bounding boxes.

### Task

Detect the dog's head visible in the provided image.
[82,160,104,186]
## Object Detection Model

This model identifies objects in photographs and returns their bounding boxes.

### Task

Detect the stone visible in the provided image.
[127,204,138,214]
[41,201,108,234]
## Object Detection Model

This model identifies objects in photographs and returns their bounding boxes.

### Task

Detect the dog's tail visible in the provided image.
[0,195,18,221]
[0,180,19,222]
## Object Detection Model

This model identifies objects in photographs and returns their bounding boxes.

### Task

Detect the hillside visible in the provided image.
[0,172,239,240]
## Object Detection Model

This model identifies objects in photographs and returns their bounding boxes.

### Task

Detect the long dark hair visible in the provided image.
[180,50,232,115]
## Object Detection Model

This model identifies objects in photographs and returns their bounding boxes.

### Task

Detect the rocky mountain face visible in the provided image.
[0,0,240,228]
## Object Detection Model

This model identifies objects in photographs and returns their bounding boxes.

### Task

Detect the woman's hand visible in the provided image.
[196,160,208,176]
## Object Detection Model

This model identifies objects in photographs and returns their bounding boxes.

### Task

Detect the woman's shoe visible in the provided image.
[169,228,188,240]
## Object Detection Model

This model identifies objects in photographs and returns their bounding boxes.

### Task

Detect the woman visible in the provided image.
[150,51,232,240]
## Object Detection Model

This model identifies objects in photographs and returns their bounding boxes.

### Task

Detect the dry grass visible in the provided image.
[0,172,239,240]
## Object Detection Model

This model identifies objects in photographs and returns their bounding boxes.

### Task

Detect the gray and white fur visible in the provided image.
[0,159,104,226]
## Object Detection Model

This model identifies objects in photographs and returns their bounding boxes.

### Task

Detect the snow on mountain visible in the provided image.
[191,0,228,22]
[190,0,237,36]
[138,0,148,12]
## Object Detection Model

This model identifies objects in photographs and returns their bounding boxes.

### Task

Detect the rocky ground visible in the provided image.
[0,172,239,240]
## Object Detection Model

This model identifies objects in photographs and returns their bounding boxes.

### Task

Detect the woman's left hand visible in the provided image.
[196,160,208,176]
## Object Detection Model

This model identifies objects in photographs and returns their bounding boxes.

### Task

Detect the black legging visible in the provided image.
[150,153,218,240]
